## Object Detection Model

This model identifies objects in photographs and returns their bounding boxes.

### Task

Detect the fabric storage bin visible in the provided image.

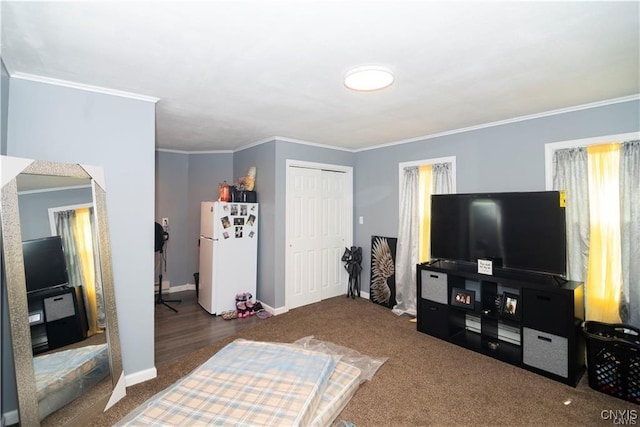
[421,270,448,304]
[582,320,640,404]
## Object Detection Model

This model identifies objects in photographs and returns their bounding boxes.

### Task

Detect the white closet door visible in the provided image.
[287,167,322,308]
[320,169,348,300]
[286,163,351,309]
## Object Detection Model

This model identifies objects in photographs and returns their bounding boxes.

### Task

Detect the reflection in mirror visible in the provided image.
[18,174,110,421]
[1,157,123,426]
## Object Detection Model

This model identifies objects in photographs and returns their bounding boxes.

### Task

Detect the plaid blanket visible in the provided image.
[118,339,341,426]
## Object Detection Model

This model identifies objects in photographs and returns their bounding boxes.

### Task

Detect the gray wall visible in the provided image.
[5,77,156,412]
[187,152,234,282]
[233,140,276,304]
[154,151,235,288]
[155,151,189,286]
[353,100,640,292]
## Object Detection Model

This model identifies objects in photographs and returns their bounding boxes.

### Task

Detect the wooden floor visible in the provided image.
[154,290,260,366]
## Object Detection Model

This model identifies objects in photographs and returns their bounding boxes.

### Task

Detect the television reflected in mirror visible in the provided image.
[22,236,70,293]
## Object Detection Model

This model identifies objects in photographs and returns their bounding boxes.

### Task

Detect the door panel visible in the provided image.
[287,168,322,308]
[286,164,351,309]
[320,170,348,299]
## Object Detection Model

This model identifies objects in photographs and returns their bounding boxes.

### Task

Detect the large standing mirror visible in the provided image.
[1,156,124,426]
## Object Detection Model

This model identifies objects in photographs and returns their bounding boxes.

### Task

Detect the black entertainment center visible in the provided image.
[23,235,89,353]
[417,191,586,386]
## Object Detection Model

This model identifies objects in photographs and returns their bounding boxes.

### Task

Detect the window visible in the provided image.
[546,132,640,326]
[394,156,456,316]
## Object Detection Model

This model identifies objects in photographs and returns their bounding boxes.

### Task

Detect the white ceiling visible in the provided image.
[2,1,639,152]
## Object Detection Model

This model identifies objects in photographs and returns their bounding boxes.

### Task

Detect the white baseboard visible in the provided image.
[266,291,370,315]
[260,301,286,316]
[165,283,196,293]
[154,282,196,293]
[125,367,157,387]
[2,409,18,426]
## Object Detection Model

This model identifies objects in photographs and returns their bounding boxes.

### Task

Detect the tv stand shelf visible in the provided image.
[417,261,585,387]
[27,286,88,354]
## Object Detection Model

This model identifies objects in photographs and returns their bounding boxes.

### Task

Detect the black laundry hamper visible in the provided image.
[582,320,640,404]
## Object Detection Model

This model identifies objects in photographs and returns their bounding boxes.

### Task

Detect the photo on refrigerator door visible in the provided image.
[241,205,248,215]
[234,217,244,226]
[221,216,231,228]
[247,214,256,226]
[235,227,243,238]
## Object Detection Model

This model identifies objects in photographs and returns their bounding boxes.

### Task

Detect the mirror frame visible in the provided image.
[1,156,123,426]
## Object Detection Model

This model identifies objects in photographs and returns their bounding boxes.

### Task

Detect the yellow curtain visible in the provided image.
[585,143,622,323]
[418,165,432,263]
[72,207,100,335]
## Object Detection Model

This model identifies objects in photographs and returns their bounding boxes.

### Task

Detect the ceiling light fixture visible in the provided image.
[344,65,394,91]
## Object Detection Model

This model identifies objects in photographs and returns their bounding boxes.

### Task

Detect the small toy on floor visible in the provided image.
[221,310,237,320]
[235,292,257,318]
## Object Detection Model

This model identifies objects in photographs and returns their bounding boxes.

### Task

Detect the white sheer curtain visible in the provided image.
[552,148,590,282]
[620,140,640,327]
[393,167,419,316]
[55,208,106,331]
[55,210,85,288]
[433,163,452,194]
[393,162,453,316]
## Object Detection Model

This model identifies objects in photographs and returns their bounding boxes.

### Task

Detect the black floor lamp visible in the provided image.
[155,222,180,312]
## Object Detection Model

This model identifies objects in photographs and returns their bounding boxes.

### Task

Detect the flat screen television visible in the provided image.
[22,235,69,293]
[430,191,566,277]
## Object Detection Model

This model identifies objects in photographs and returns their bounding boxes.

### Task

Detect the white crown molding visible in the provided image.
[156,148,190,154]
[355,94,640,152]
[156,148,234,154]
[233,135,354,154]
[274,136,354,152]
[233,136,278,153]
[10,72,160,103]
[187,149,233,154]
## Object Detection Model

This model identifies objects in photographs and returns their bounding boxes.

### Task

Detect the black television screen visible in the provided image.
[22,235,69,293]
[430,191,566,276]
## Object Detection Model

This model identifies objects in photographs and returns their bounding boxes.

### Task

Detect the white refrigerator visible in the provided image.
[198,201,259,314]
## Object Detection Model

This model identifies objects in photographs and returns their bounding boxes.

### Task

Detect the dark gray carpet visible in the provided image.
[90,296,637,426]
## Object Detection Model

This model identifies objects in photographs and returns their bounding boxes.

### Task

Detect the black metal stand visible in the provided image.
[156,247,180,313]
[342,246,362,299]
